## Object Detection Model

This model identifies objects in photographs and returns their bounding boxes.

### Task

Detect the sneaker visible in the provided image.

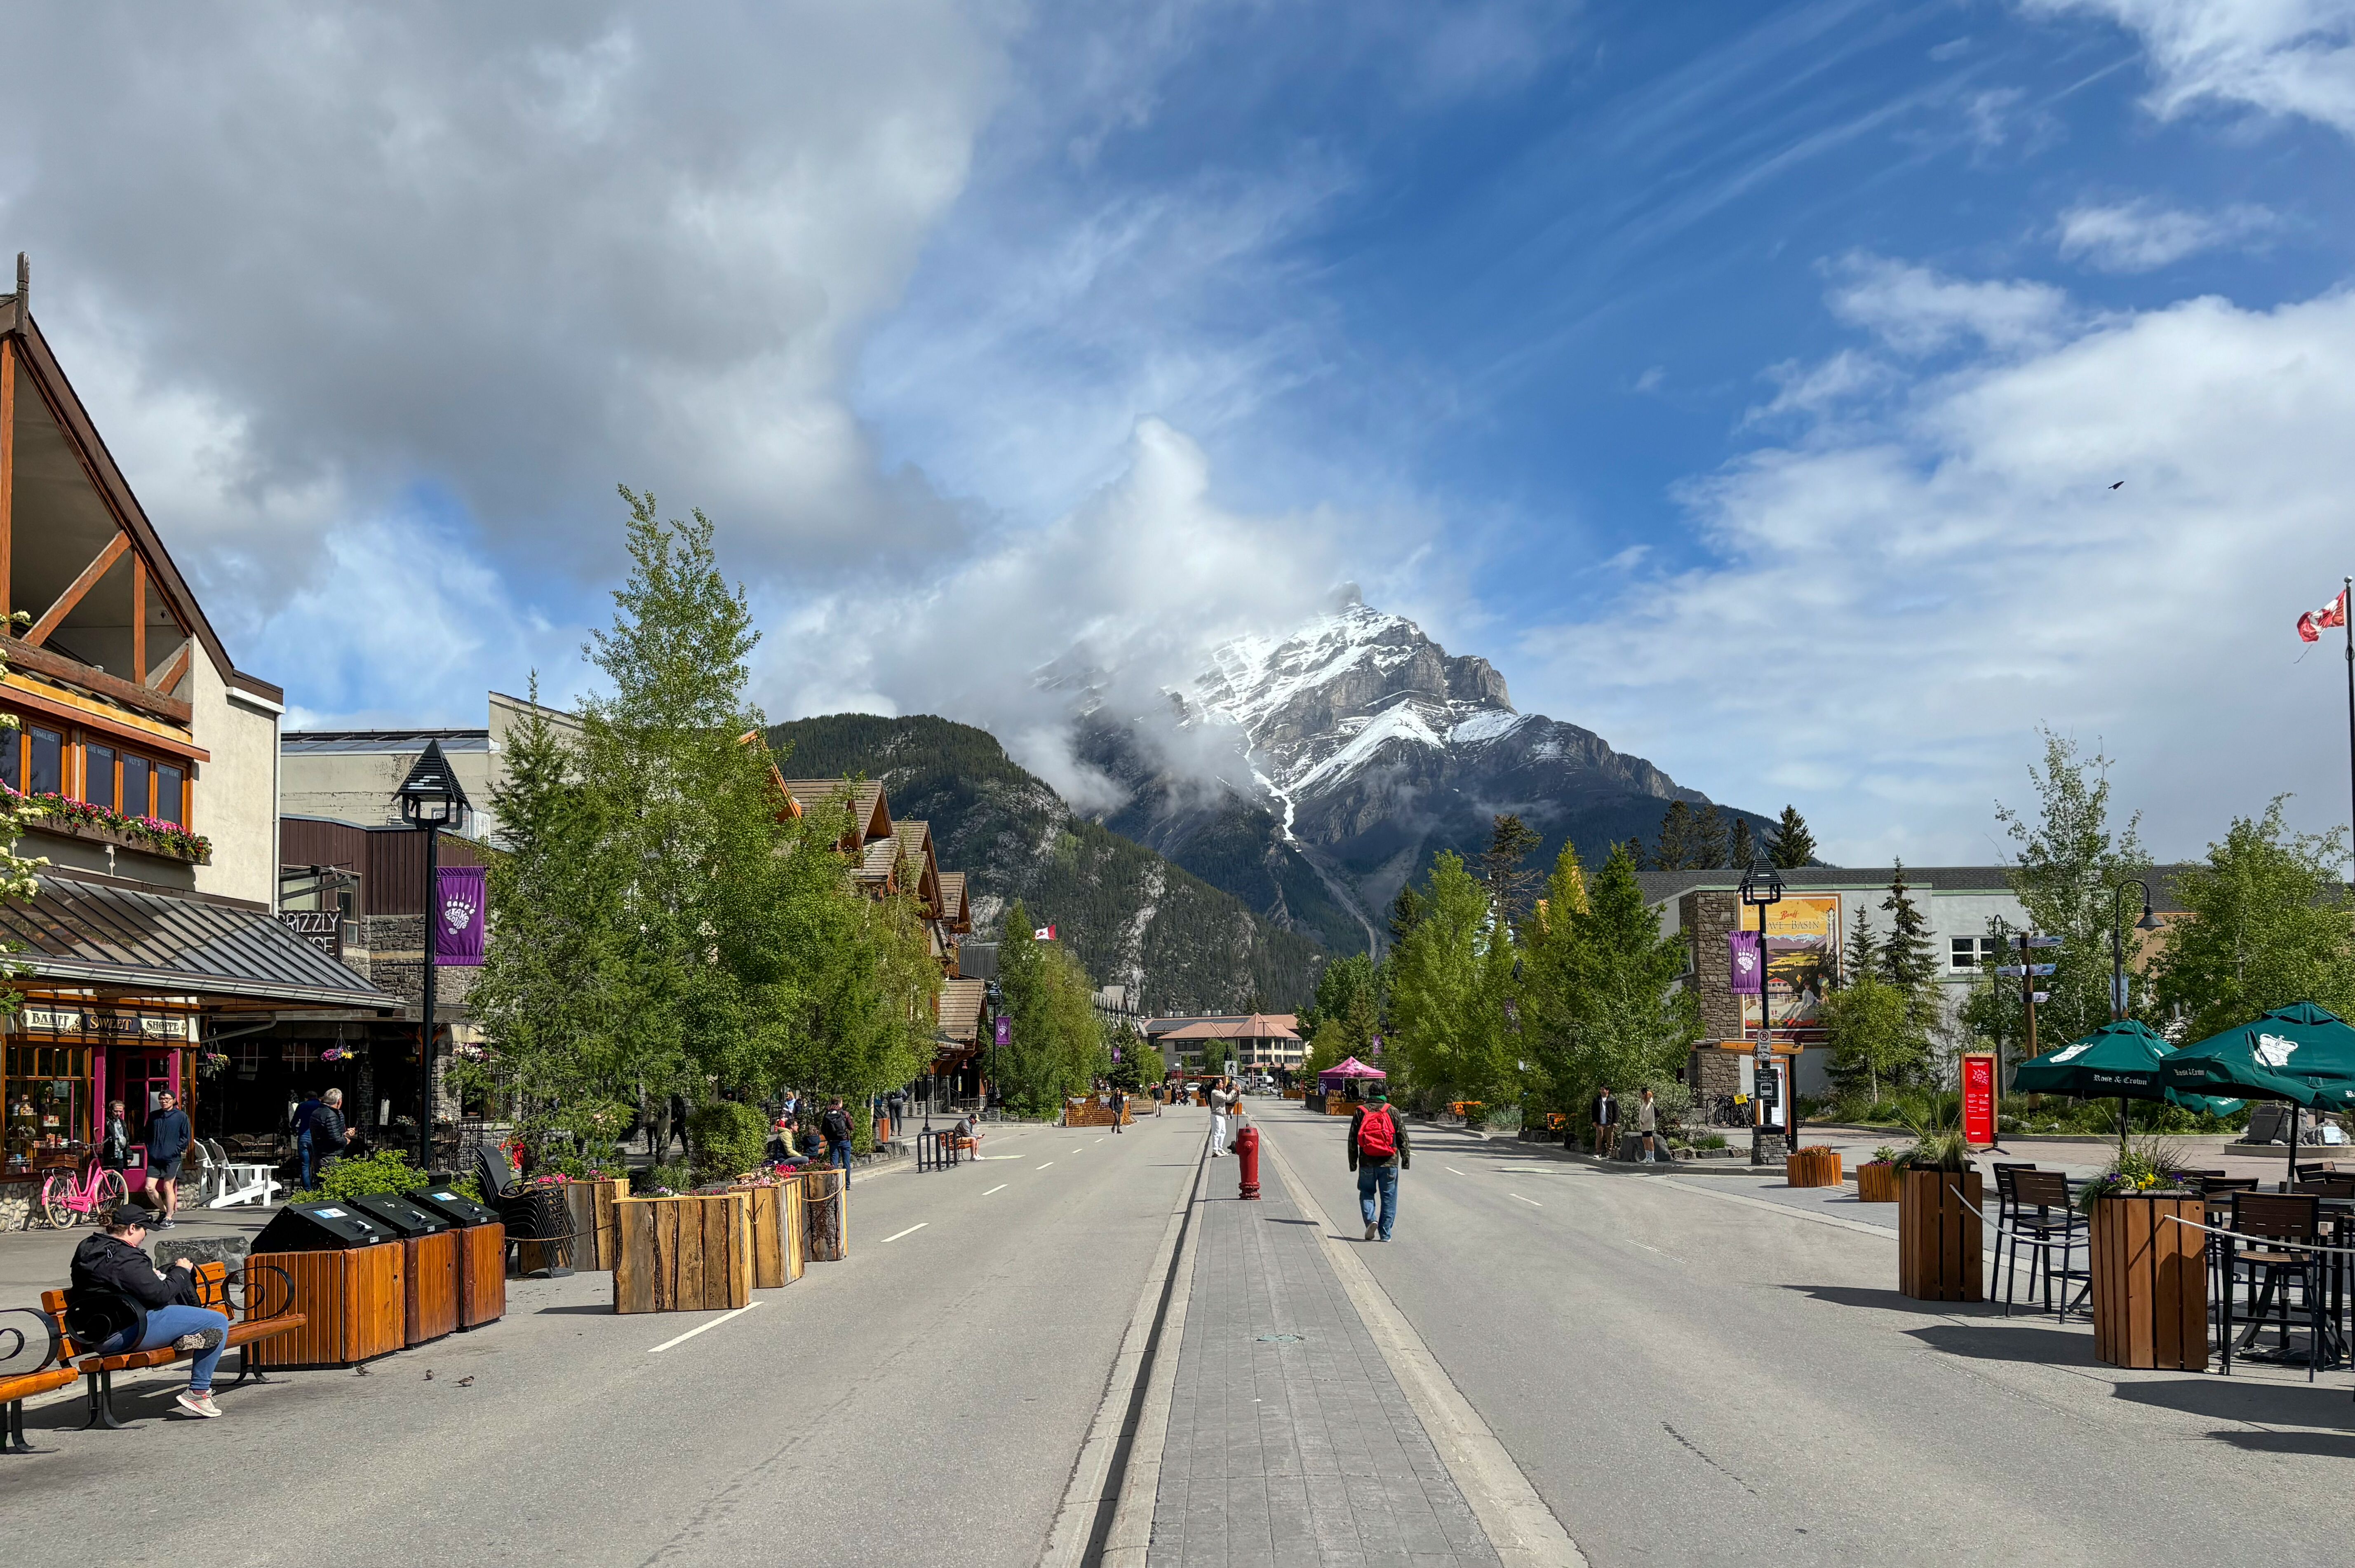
[158,1220,177,1230]
[1364,1221,1378,1240]
[174,1391,222,1419]
[174,1328,226,1354]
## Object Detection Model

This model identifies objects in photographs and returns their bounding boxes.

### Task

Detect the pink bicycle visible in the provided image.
[40,1155,129,1229]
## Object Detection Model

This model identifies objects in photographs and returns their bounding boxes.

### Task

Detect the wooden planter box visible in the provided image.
[737,1181,806,1289]
[403,1229,460,1347]
[1856,1164,1901,1203]
[1786,1148,1843,1188]
[1062,1100,1135,1128]
[559,1178,628,1271]
[457,1223,506,1328]
[1898,1169,1984,1302]
[613,1192,753,1314]
[801,1167,848,1263]
[247,1242,407,1368]
[2092,1195,2207,1371]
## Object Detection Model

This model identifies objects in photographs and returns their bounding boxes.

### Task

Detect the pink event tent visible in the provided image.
[1317,1056,1387,1087]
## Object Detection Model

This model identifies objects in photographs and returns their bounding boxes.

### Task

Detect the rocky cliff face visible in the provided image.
[1075,590,1767,954]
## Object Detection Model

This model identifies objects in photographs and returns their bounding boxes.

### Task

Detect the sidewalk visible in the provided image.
[1148,1155,1499,1567]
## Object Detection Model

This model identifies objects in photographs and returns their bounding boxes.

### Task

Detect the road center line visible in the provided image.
[1446,1167,1468,1176]
[881,1222,928,1244]
[647,1299,764,1354]
[1509,1193,1542,1207]
[1038,1161,1055,1169]
[984,1183,1008,1195]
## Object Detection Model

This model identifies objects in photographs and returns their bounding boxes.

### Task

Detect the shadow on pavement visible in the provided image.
[1781,1284,1995,1317]
[2205,1428,2355,1457]
[2112,1376,2355,1430]
[1907,1323,2104,1367]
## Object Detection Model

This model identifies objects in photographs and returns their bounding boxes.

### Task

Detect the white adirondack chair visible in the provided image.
[202,1138,283,1209]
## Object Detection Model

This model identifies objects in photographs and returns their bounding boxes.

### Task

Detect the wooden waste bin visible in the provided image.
[458,1223,507,1328]
[1898,1169,1984,1302]
[248,1242,408,1368]
[612,1192,754,1314]
[2092,1195,2207,1371]
[801,1167,848,1262]
[403,1230,461,1347]
[1786,1147,1843,1188]
[737,1181,808,1289]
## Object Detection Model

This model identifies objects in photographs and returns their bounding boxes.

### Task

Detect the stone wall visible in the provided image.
[0,1181,34,1232]
[1678,889,1747,1042]
[362,914,478,1015]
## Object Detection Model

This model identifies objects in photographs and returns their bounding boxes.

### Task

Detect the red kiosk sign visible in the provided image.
[1962,1053,1997,1147]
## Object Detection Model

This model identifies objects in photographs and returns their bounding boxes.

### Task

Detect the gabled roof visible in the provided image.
[780,778,890,845]
[0,284,279,705]
[935,977,987,1044]
[936,871,968,929]
[857,836,899,886]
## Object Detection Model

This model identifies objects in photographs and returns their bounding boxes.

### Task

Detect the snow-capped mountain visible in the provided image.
[1073,588,1766,954]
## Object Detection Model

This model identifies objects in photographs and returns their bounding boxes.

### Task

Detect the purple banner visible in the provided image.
[994,1015,1010,1047]
[435,865,487,966]
[1728,930,1763,995]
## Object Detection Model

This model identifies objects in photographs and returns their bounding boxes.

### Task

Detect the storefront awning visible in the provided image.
[0,873,398,1012]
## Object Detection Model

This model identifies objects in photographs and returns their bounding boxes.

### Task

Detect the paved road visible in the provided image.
[1255,1101,2353,1568]
[2,1110,1205,1568]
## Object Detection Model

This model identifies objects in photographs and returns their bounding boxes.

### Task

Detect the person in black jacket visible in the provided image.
[145,1090,193,1229]
[821,1099,855,1185]
[68,1207,230,1419]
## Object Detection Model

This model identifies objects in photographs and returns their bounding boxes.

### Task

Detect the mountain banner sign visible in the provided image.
[1738,896,1840,1044]
[1728,930,1763,995]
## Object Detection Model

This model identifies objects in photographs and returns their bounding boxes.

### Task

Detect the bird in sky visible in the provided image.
[2109,481,2125,490]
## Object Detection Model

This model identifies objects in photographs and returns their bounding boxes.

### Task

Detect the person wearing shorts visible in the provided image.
[145,1090,193,1228]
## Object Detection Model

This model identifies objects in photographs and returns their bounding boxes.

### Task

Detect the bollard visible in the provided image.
[1236,1123,1262,1200]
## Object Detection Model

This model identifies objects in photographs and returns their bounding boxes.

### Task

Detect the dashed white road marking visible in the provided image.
[1038,1161,1055,1170]
[881,1223,928,1244]
[647,1299,765,1354]
[1509,1193,1542,1207]
[984,1184,1008,1195]
[1446,1167,1468,1176]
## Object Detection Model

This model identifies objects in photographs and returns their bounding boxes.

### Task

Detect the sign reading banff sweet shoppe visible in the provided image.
[16,1008,189,1039]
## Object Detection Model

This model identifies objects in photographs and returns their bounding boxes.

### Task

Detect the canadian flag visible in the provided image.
[2297,587,2349,643]
[1034,924,1056,941]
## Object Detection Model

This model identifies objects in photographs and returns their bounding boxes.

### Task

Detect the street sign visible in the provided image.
[1992,964,2056,977]
[1756,1070,1779,1103]
[1962,1053,1997,1146]
[2032,991,2050,1004]
[2026,936,2063,948]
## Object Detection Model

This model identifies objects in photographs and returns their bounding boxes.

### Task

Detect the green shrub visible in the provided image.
[687,1100,770,1183]
[637,1162,693,1196]
[293,1149,479,1204]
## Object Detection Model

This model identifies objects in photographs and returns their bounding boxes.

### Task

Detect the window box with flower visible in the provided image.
[6,785,211,864]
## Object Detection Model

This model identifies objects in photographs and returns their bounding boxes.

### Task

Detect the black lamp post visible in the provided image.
[1739,863,1787,1148]
[396,740,469,1173]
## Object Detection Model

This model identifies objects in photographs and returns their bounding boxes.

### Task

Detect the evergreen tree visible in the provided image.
[1651,801,1698,870]
[1727,817,1757,872]
[1840,903,1879,989]
[2154,799,2355,1039]
[1767,806,1818,869]
[1386,853,1518,1108]
[1481,813,1546,927]
[1693,805,1730,869]
[1878,861,1939,995]
[1388,883,1429,944]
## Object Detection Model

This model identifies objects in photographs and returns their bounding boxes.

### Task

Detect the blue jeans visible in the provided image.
[1356,1163,1398,1240]
[298,1131,314,1191]
[832,1143,853,1185]
[103,1305,230,1391]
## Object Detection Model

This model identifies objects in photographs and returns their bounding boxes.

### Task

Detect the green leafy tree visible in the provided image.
[1523,842,1698,1121]
[1994,730,2153,1047]
[995,902,1106,1113]
[1387,853,1517,1108]
[1767,806,1817,869]
[1821,972,1925,1102]
[2154,799,2355,1039]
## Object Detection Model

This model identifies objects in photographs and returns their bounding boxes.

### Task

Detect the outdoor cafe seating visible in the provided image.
[2002,1169,2089,1320]
[2216,1191,2337,1380]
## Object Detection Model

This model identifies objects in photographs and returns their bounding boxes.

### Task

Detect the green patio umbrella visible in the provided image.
[2012,1020,2247,1152]
[2157,1003,2355,1184]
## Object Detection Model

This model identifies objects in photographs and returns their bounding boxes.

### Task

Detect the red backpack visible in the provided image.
[1356,1106,1398,1159]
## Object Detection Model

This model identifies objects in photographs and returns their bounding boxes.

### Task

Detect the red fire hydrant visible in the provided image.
[1236,1124,1262,1200]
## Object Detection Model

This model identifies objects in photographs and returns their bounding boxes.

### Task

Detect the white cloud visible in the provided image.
[2026,0,2355,134]
[1827,254,2077,355]
[1513,275,2355,864]
[2057,197,2278,270]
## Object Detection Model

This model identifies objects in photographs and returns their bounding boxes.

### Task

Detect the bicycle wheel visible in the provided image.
[39,1177,73,1228]
[93,1168,129,1212]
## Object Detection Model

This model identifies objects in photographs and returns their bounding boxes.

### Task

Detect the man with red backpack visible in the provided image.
[1346,1086,1410,1242]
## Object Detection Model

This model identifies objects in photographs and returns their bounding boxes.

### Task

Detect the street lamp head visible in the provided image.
[396,739,471,831]
[2136,905,2163,932]
[1739,862,1785,906]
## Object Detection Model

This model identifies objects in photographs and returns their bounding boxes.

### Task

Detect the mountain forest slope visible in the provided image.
[766,713,1330,1012]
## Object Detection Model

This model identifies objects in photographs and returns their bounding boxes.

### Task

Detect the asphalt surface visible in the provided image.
[1,1110,1205,1568]
[1255,1100,2355,1568]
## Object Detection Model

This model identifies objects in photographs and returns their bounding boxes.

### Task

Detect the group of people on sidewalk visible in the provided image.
[96,1090,196,1227]
[1586,1085,1663,1162]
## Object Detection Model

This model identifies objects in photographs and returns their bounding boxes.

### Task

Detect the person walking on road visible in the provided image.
[1591,1085,1619,1158]
[822,1097,856,1185]
[1209,1078,1236,1157]
[1636,1087,1661,1162]
[1348,1085,1409,1242]
[144,1090,193,1228]
[1112,1087,1126,1134]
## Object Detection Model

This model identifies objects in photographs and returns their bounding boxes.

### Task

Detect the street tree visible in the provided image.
[1481,813,1546,928]
[996,902,1106,1113]
[1523,843,1698,1121]
[1994,730,2153,1046]
[2154,799,2355,1039]
[1821,972,1925,1102]
[1387,852,1517,1108]
[1767,806,1817,869]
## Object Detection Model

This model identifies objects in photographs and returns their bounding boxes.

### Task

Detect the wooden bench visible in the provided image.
[1,1307,81,1454]
[38,1259,307,1428]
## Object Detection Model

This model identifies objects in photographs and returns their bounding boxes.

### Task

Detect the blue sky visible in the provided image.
[7,1,2355,863]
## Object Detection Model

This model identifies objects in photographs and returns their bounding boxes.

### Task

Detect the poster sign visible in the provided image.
[277,909,343,960]
[994,1015,1011,1047]
[1739,896,1841,1043]
[434,866,487,966]
[1962,1053,1997,1147]
[1727,930,1763,994]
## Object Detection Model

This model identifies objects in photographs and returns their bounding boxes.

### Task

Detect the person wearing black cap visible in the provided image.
[66,1206,229,1419]
[1346,1085,1410,1242]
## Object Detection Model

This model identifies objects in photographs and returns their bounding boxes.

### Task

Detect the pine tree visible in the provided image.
[1878,861,1939,995]
[1481,813,1546,927]
[1727,817,1756,871]
[1651,801,1697,870]
[1767,806,1817,869]
[1693,805,1730,869]
[1841,903,1878,988]
[1388,883,1429,944]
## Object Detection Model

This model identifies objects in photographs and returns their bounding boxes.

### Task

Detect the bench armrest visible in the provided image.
[0,1306,66,1376]
[238,1261,299,1324]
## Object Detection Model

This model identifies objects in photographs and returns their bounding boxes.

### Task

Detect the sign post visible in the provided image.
[1962,1052,1998,1148]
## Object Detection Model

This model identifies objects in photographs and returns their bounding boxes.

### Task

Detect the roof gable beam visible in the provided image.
[24,530,127,646]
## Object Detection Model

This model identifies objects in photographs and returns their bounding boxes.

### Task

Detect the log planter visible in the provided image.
[1062,1099,1135,1129]
[2091,1194,2207,1371]
[801,1167,848,1263]
[612,1192,754,1314]
[736,1181,806,1289]
[558,1178,629,1271]
[247,1242,408,1368]
[1786,1147,1843,1188]
[1898,1169,1984,1302]
[1855,1163,1901,1203]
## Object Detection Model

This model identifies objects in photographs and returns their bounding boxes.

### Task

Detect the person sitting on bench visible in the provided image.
[952,1112,982,1156]
[67,1206,230,1420]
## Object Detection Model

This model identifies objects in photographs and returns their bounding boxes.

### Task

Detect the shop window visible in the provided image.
[1950,936,1998,972]
[82,743,116,810]
[26,726,61,796]
[123,754,152,819]
[155,763,184,825]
